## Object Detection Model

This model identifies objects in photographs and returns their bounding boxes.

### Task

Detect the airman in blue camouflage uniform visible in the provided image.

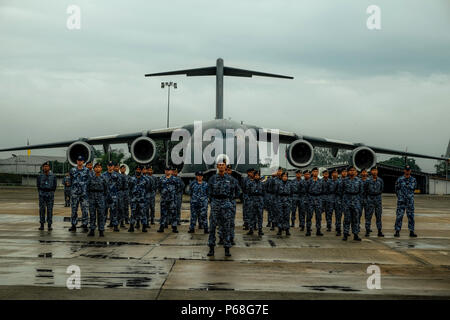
[342,166,363,241]
[306,167,324,236]
[207,161,234,257]
[365,166,384,237]
[224,165,241,245]
[63,173,71,207]
[188,171,209,234]
[335,168,348,236]
[102,161,121,232]
[299,170,310,231]
[173,169,185,226]
[276,171,292,236]
[359,169,369,230]
[114,164,127,229]
[120,165,130,224]
[128,165,149,233]
[271,167,283,231]
[247,170,265,236]
[157,167,178,233]
[394,165,418,237]
[87,163,107,237]
[241,169,254,231]
[69,156,90,232]
[289,170,302,228]
[322,170,338,232]
[86,161,94,178]
[37,161,57,231]
[265,172,278,230]
[147,166,157,225]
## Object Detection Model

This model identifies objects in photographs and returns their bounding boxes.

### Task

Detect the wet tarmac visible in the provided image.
[0,187,449,299]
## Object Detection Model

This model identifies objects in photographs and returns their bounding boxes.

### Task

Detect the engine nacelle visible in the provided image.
[351,146,377,171]
[130,137,157,164]
[67,141,94,167]
[286,139,314,168]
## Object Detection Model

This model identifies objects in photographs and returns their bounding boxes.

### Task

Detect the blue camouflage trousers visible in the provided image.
[366,195,382,232]
[130,198,147,226]
[322,194,335,229]
[144,194,151,224]
[88,194,106,231]
[208,199,233,248]
[190,198,208,230]
[122,193,130,222]
[267,194,275,224]
[395,199,415,232]
[361,198,369,225]
[308,195,322,230]
[343,195,361,235]
[335,197,344,232]
[39,192,54,225]
[160,200,177,227]
[117,191,125,224]
[71,194,89,226]
[176,193,182,224]
[105,198,119,226]
[64,189,71,206]
[249,196,264,230]
[277,195,291,230]
[149,192,156,222]
[290,195,300,225]
[219,200,235,240]
[243,195,250,226]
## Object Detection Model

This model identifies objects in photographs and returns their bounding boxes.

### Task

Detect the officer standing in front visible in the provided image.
[365,166,384,237]
[307,167,324,236]
[63,173,71,207]
[342,166,363,241]
[394,165,418,238]
[69,156,90,232]
[158,167,178,233]
[276,171,292,236]
[207,160,234,257]
[37,161,57,231]
[87,162,108,237]
[147,166,157,225]
[226,164,241,245]
[120,164,130,224]
[247,170,265,236]
[290,170,302,228]
[114,163,127,229]
[128,165,149,233]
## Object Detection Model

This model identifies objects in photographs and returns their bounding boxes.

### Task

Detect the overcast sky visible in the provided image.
[0,0,449,172]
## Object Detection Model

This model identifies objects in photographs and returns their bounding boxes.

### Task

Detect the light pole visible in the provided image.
[11,154,17,174]
[161,81,177,166]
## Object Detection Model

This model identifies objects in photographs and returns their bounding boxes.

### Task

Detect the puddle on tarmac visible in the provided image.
[303,285,360,292]
[190,282,235,291]
[390,241,446,250]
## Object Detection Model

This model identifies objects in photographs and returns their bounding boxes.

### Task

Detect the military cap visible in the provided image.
[370,166,378,171]
[94,162,102,168]
[331,168,338,173]
[86,160,92,165]
[303,169,310,174]
[226,164,232,169]
[195,171,204,176]
[348,165,356,170]
[120,164,126,169]
[42,161,50,167]
[145,165,152,169]
[254,170,261,175]
[76,155,85,161]
[295,169,302,174]
[164,166,171,171]
[322,169,328,174]
[107,161,114,166]
[311,167,318,171]
[246,168,254,173]
[281,171,289,177]
[404,165,411,171]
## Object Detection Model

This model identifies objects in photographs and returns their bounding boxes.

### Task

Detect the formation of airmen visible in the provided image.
[36,156,418,257]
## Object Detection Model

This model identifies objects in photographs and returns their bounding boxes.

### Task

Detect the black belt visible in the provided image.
[212,195,228,199]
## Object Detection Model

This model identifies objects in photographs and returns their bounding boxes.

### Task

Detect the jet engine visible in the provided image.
[351,146,377,171]
[286,139,314,168]
[66,141,94,167]
[130,137,157,164]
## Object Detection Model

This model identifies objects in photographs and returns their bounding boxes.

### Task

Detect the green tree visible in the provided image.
[435,160,449,177]
[381,157,421,171]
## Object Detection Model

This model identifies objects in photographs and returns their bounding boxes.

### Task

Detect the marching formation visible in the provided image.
[37,156,418,257]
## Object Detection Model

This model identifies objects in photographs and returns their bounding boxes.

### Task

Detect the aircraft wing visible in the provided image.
[0,127,179,152]
[261,129,449,161]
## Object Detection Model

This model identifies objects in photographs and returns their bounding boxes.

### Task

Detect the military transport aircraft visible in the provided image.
[1,58,448,183]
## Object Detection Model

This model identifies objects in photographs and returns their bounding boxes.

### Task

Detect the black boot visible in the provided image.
[243,223,249,231]
[218,238,224,245]
[39,223,44,231]
[286,229,291,236]
[188,228,194,233]
[136,222,140,229]
[316,229,323,236]
[99,230,105,237]
[258,229,264,236]
[365,230,370,237]
[247,229,254,235]
[225,247,231,257]
[125,218,130,224]
[204,228,209,234]
[305,229,311,236]
[326,226,331,232]
[157,225,164,233]
[336,230,341,236]
[207,245,214,256]
[82,225,89,232]
[378,230,384,237]
[394,230,400,237]
[300,226,305,231]
[172,226,179,233]
[142,224,148,232]
[342,233,349,241]
[290,223,295,227]
[128,224,135,232]
[266,222,271,227]
[353,234,362,241]
[69,224,77,232]
[231,238,236,246]
[270,223,275,231]
[113,225,119,232]
[87,229,95,237]
[409,231,417,238]
[276,228,282,236]
[120,221,125,228]
[48,224,53,231]
[150,219,155,225]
